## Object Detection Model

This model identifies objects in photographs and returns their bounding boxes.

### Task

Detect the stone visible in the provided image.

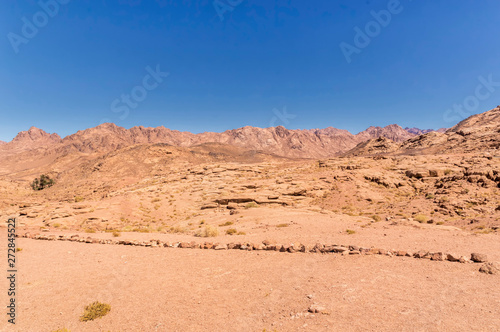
[332,246,349,253]
[479,262,499,275]
[414,250,430,259]
[459,256,472,264]
[201,204,218,210]
[226,203,237,210]
[446,253,461,262]
[253,243,264,250]
[470,253,488,263]
[203,242,214,249]
[214,244,227,250]
[308,304,329,314]
[430,252,445,261]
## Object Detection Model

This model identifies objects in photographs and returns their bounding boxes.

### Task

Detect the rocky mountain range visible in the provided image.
[0,122,445,159]
[4,105,498,161]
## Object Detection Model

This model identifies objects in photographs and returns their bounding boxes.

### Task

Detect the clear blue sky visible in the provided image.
[1,0,500,141]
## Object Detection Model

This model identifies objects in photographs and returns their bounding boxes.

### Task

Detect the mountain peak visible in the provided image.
[12,127,61,143]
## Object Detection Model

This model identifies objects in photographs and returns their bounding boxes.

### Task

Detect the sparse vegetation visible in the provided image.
[16,247,22,252]
[414,214,429,223]
[219,221,234,227]
[169,226,188,234]
[112,230,121,237]
[371,215,381,222]
[245,202,258,209]
[80,301,111,322]
[276,223,289,228]
[31,174,55,191]
[195,225,219,237]
[346,229,356,235]
[226,228,237,235]
[74,196,85,202]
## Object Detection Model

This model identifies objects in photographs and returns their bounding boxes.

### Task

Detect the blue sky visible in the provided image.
[1,0,500,141]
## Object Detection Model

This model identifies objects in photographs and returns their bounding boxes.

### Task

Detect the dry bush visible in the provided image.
[80,301,111,322]
[195,225,219,237]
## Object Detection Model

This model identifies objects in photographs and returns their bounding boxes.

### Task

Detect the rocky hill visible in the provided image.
[342,136,401,157]
[400,106,500,154]
[342,106,500,156]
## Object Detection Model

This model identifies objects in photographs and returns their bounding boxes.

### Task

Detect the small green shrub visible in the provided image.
[80,301,111,322]
[226,228,237,235]
[346,229,356,235]
[219,221,234,227]
[31,174,55,191]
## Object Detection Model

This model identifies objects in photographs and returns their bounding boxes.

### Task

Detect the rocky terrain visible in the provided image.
[0,107,499,331]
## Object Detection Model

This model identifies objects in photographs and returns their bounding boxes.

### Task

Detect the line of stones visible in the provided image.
[18,232,490,264]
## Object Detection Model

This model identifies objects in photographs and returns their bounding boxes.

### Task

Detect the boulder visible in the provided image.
[479,262,499,275]
[470,253,488,263]
[214,244,228,250]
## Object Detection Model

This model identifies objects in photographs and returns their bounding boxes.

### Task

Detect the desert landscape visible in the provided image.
[1,106,499,331]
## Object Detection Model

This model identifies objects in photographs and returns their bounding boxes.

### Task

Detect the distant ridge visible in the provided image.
[0,123,442,159]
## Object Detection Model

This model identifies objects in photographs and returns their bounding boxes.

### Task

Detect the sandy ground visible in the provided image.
[0,228,499,332]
